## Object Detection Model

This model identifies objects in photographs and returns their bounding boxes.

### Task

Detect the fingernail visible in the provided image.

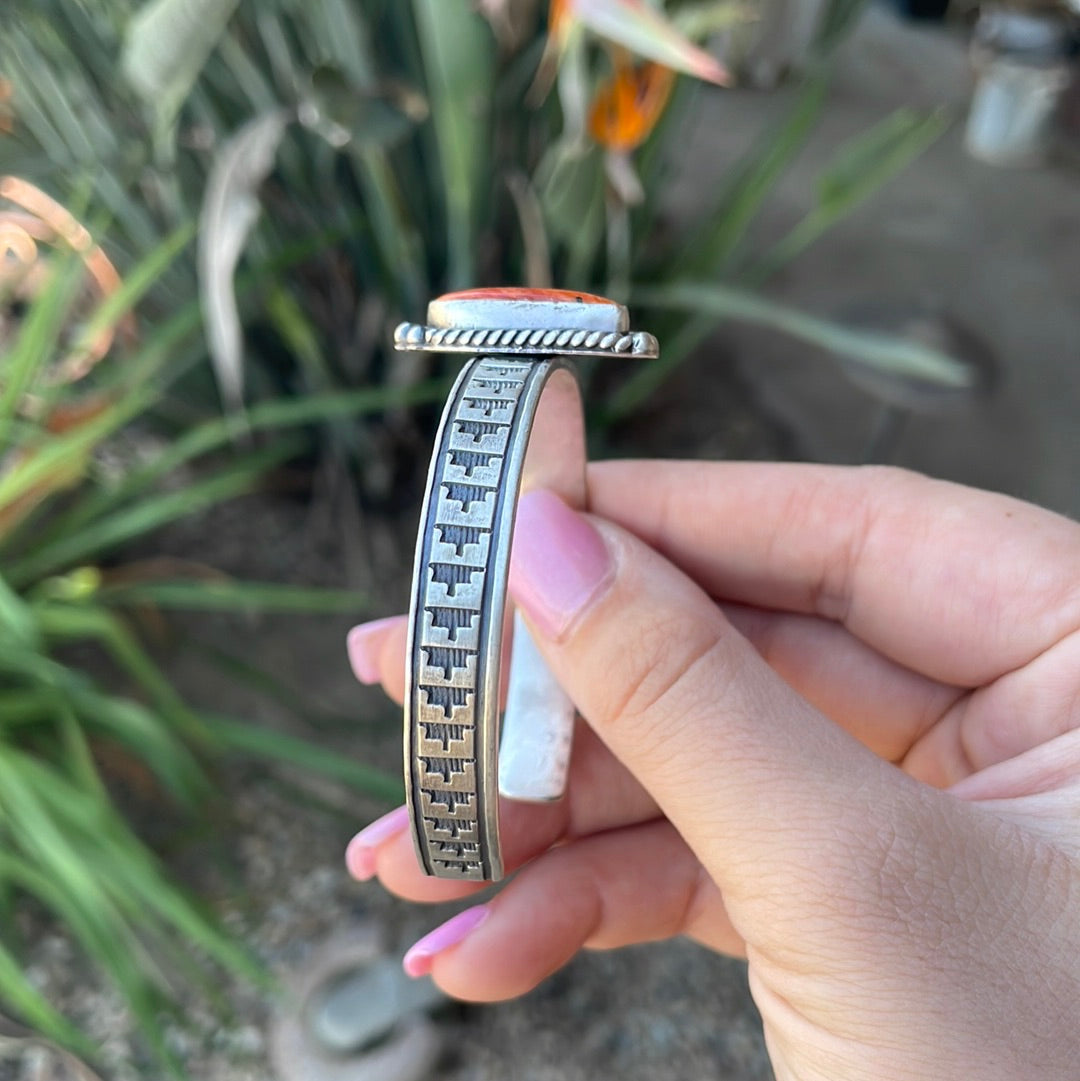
[403,905,491,979]
[346,617,400,684]
[510,490,614,640]
[345,805,410,881]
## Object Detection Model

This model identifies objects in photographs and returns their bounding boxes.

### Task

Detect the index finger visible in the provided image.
[587,461,1080,686]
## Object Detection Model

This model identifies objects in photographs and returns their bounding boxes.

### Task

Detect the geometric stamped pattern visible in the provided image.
[405,356,542,881]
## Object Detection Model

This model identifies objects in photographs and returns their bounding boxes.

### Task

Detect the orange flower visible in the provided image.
[588,60,675,152]
[548,0,573,39]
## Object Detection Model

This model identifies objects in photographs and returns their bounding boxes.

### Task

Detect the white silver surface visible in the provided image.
[498,610,575,803]
[428,292,627,333]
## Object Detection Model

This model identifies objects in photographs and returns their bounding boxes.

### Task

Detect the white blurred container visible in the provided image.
[965,9,1073,166]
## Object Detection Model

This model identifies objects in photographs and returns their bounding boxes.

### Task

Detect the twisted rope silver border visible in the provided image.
[394,321,659,360]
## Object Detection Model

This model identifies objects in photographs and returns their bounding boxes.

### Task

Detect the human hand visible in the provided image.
[346,462,1080,1081]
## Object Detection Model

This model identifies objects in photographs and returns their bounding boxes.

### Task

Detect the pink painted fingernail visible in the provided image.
[346,805,410,881]
[403,905,491,979]
[346,617,401,684]
[509,490,614,640]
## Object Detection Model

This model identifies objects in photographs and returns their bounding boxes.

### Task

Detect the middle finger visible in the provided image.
[356,721,662,904]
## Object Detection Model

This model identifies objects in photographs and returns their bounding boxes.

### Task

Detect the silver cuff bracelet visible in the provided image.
[394,288,658,882]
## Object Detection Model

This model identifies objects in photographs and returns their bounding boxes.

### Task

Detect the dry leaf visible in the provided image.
[197,109,291,414]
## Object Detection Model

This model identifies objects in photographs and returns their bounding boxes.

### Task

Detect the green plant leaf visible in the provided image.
[0,841,164,1063]
[3,751,263,1038]
[675,73,829,281]
[0,935,91,1051]
[633,282,975,387]
[572,0,730,84]
[607,75,830,421]
[55,703,109,805]
[71,686,208,805]
[351,150,428,313]
[45,380,449,541]
[0,635,79,691]
[49,801,262,985]
[208,715,404,803]
[198,108,292,415]
[751,107,950,280]
[672,0,758,39]
[0,749,127,944]
[412,0,496,288]
[300,67,429,149]
[6,599,209,799]
[307,0,378,89]
[535,140,606,282]
[506,171,553,289]
[179,638,360,730]
[0,256,84,428]
[813,0,870,56]
[7,436,304,588]
[0,30,70,166]
[263,284,334,388]
[0,391,156,520]
[96,580,370,614]
[0,689,56,729]
[122,0,243,145]
[818,107,950,211]
[1,26,106,167]
[0,576,40,648]
[64,224,196,380]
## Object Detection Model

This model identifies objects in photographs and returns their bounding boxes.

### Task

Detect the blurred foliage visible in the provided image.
[0,0,964,1070]
[1,0,961,481]
[0,215,414,1070]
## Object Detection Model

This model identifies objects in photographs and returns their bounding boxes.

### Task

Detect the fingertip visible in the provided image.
[403,952,432,979]
[403,904,491,979]
[428,853,600,1002]
[347,618,401,684]
[345,835,376,881]
[345,804,410,881]
[374,829,489,904]
[509,489,615,642]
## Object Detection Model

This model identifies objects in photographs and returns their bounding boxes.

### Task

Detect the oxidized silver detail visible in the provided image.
[393,321,659,360]
[404,357,569,882]
[397,289,657,884]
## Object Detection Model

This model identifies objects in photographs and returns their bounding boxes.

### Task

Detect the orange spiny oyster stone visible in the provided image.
[428,288,627,333]
[439,288,611,304]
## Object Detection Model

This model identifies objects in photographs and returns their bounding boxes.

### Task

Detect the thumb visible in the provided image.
[507,490,972,925]
[507,489,1076,1078]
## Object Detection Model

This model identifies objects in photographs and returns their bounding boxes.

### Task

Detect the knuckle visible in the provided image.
[779,465,915,623]
[596,613,728,745]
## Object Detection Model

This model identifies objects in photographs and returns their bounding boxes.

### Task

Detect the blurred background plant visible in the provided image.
[0,0,974,1071]
[0,189,423,1073]
[1,0,971,486]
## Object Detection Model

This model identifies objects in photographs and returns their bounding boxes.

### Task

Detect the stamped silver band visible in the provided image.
[403,355,585,882]
[398,289,654,882]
